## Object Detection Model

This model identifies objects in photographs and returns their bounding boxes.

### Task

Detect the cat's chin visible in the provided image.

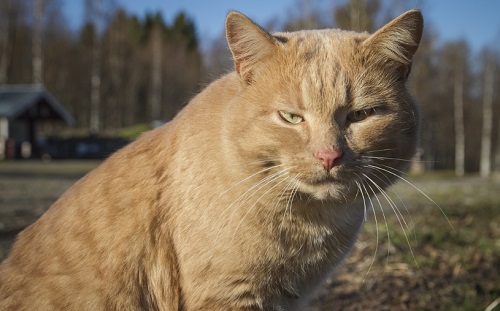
[298,179,354,202]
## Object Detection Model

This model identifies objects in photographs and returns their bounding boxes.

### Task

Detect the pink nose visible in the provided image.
[315,149,342,171]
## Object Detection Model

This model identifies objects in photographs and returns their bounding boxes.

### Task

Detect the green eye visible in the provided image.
[278,111,304,124]
[348,108,376,123]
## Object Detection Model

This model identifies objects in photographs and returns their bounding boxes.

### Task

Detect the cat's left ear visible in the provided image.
[226,11,278,84]
[362,10,423,79]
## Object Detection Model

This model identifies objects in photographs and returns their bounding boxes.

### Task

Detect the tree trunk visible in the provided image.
[495,121,500,174]
[149,24,162,122]
[86,0,103,134]
[480,62,495,177]
[32,0,43,85]
[0,0,13,84]
[90,34,101,134]
[349,0,362,31]
[453,62,465,176]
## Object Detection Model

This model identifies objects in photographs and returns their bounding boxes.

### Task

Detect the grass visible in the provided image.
[0,160,100,177]
[117,123,152,140]
[0,161,499,310]
[310,173,500,311]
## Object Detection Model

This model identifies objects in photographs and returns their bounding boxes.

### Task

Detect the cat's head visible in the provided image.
[224,10,423,201]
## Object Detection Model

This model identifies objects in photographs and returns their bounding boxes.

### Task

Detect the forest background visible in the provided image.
[1,0,500,176]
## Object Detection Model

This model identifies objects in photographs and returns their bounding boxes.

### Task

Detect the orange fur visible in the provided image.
[0,10,423,310]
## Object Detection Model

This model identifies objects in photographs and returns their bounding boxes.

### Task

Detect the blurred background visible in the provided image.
[1,1,500,310]
[0,0,499,176]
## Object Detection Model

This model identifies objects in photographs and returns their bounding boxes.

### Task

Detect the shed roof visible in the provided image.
[0,85,74,125]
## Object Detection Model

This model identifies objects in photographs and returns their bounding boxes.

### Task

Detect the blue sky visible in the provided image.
[63,0,500,53]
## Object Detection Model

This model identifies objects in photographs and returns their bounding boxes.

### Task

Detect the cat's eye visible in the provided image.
[278,111,304,124]
[347,108,377,123]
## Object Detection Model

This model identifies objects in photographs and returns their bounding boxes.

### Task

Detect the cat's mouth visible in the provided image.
[311,176,337,185]
[298,173,355,201]
[309,174,343,186]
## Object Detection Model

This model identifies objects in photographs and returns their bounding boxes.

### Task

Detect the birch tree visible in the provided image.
[32,0,44,84]
[0,0,22,84]
[479,49,496,177]
[0,1,12,84]
[334,0,381,32]
[453,55,465,176]
[149,18,163,122]
[85,0,104,134]
[440,41,470,176]
[495,122,500,174]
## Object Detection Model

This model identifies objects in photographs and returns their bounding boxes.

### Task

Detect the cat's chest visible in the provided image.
[270,200,363,257]
[257,203,363,307]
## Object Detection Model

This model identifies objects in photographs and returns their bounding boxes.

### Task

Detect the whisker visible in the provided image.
[362,155,425,163]
[365,164,454,230]
[366,170,414,237]
[368,162,410,177]
[278,174,301,234]
[212,164,286,206]
[269,173,295,233]
[215,168,290,241]
[362,179,388,277]
[362,148,395,154]
[261,171,300,240]
[232,172,291,237]
[286,175,301,223]
[227,169,290,222]
[363,173,419,269]
[369,169,418,245]
[354,179,369,222]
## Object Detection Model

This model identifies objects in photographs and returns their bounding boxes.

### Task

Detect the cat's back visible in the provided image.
[0,73,240,311]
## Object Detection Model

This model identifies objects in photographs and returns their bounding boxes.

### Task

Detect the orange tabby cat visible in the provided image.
[0,10,423,311]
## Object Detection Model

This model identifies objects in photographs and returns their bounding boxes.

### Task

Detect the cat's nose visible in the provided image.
[315,149,342,171]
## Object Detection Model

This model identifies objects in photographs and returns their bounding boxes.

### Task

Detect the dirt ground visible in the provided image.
[1,161,499,311]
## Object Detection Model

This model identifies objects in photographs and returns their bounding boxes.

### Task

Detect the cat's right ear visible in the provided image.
[225,11,278,84]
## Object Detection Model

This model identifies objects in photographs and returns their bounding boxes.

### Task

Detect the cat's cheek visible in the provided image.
[344,123,381,152]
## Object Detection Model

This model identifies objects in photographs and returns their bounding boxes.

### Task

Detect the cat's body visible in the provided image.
[0,10,423,311]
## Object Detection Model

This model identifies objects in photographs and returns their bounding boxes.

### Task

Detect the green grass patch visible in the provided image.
[117,123,151,140]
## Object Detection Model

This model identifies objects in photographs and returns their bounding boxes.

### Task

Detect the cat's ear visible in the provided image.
[225,11,278,84]
[362,10,423,79]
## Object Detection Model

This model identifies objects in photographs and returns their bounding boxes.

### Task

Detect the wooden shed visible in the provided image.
[0,85,74,159]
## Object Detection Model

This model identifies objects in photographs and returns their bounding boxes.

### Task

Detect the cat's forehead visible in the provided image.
[274,29,368,55]
[273,30,370,114]
[274,29,370,82]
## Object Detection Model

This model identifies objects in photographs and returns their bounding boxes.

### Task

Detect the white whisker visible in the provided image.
[366,170,414,236]
[232,172,291,237]
[368,162,411,177]
[365,164,454,230]
[362,155,420,163]
[214,168,290,241]
[226,169,289,222]
[268,172,295,234]
[363,173,419,269]
[286,175,301,223]
[360,180,384,279]
[355,180,369,222]
[213,164,286,207]
[369,170,418,244]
